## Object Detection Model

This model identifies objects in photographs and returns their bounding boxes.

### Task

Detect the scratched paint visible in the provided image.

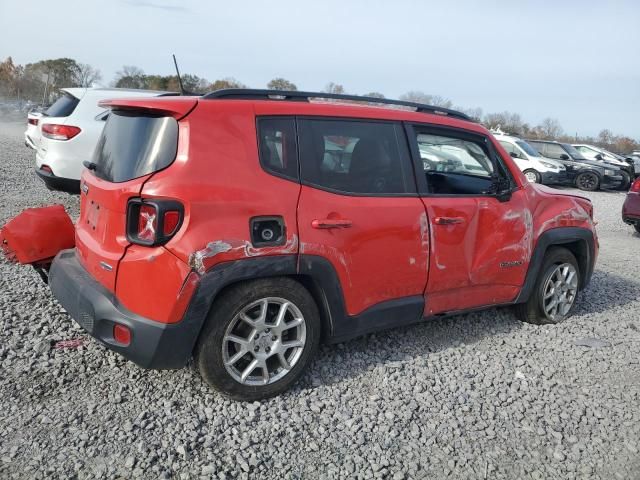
[189,235,299,274]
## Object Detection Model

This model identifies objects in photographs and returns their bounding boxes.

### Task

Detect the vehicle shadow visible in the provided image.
[299,270,639,389]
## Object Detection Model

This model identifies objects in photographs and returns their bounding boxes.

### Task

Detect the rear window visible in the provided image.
[92,111,178,183]
[44,92,79,117]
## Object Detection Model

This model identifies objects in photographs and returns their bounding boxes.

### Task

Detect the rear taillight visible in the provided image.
[41,123,81,140]
[40,165,53,174]
[126,199,183,246]
[631,177,640,193]
[28,118,39,126]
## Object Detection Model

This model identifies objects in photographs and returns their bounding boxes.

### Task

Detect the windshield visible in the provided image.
[515,140,540,157]
[561,143,587,160]
[92,110,178,183]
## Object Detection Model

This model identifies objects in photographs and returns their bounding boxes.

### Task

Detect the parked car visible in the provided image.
[0,90,598,401]
[572,144,637,182]
[24,111,42,149]
[34,87,172,194]
[493,133,567,184]
[622,176,640,233]
[527,140,625,191]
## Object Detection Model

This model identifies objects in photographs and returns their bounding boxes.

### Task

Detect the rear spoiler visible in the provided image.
[98,97,198,119]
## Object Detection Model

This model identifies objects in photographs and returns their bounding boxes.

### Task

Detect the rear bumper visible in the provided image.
[24,133,37,150]
[623,193,640,224]
[49,249,197,369]
[35,168,80,194]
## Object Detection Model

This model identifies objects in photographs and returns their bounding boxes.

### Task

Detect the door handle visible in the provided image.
[434,216,464,225]
[311,218,353,229]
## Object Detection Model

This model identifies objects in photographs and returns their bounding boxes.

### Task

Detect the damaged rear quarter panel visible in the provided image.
[137,101,301,274]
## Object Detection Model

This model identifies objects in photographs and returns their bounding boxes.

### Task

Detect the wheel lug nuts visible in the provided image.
[254,334,259,340]
[272,335,277,341]
[254,346,259,352]
[265,347,271,353]
[265,328,270,333]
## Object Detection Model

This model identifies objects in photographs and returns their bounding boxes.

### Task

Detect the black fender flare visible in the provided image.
[514,227,596,304]
[183,254,424,354]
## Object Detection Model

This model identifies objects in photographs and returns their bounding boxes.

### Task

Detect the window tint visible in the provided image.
[44,92,79,118]
[516,140,539,157]
[298,119,412,195]
[257,117,298,180]
[418,133,494,177]
[499,140,521,158]
[414,130,505,195]
[93,111,178,183]
[541,143,566,160]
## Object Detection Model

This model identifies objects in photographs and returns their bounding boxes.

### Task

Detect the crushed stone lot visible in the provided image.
[0,118,639,480]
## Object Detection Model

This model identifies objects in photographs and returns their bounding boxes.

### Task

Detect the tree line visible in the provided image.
[1,56,637,154]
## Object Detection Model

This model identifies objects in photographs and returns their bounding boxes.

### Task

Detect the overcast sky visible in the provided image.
[1,0,638,138]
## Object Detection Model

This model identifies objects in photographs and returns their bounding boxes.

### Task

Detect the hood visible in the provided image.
[530,183,591,202]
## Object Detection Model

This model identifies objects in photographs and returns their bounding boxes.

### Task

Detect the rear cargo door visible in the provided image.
[75,108,186,292]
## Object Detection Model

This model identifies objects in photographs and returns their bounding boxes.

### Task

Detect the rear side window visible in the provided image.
[298,119,413,195]
[44,93,79,117]
[257,118,298,180]
[541,143,566,160]
[92,110,178,183]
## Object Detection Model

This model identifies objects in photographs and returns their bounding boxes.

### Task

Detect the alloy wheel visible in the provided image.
[222,297,306,386]
[525,171,539,183]
[577,173,598,191]
[541,263,578,321]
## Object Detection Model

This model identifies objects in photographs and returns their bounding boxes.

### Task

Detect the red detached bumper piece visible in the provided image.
[0,205,75,266]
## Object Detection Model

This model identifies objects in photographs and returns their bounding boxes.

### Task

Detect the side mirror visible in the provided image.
[490,176,513,202]
[509,151,519,159]
[560,154,570,160]
[594,154,603,160]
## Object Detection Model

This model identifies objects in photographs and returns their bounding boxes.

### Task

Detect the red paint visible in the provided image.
[1,96,599,329]
[623,177,640,225]
[0,205,74,264]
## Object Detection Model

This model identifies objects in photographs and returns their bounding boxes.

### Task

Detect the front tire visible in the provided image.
[575,172,600,191]
[523,169,541,183]
[514,247,580,325]
[195,278,321,401]
[617,171,631,191]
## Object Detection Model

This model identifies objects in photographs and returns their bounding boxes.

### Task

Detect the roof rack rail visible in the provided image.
[202,88,471,121]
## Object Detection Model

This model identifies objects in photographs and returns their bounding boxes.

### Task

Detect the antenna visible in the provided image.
[172,54,187,95]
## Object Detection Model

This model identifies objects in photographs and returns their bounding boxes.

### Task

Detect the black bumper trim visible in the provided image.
[35,169,80,194]
[49,250,196,369]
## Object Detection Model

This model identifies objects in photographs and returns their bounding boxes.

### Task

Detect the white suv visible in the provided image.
[493,133,566,184]
[34,88,172,193]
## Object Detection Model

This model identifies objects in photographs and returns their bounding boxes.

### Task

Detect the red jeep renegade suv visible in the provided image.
[1,90,598,400]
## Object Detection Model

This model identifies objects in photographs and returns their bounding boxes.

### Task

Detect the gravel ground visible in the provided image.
[1,118,639,480]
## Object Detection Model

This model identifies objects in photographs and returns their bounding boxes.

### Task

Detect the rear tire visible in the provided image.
[514,247,580,325]
[575,172,600,191]
[523,169,541,183]
[634,223,640,234]
[195,277,320,401]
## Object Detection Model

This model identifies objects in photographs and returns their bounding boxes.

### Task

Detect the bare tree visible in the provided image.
[399,90,453,108]
[267,78,297,91]
[74,63,102,87]
[323,82,346,94]
[364,91,385,99]
[538,118,564,139]
[113,65,146,89]
[483,111,524,135]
